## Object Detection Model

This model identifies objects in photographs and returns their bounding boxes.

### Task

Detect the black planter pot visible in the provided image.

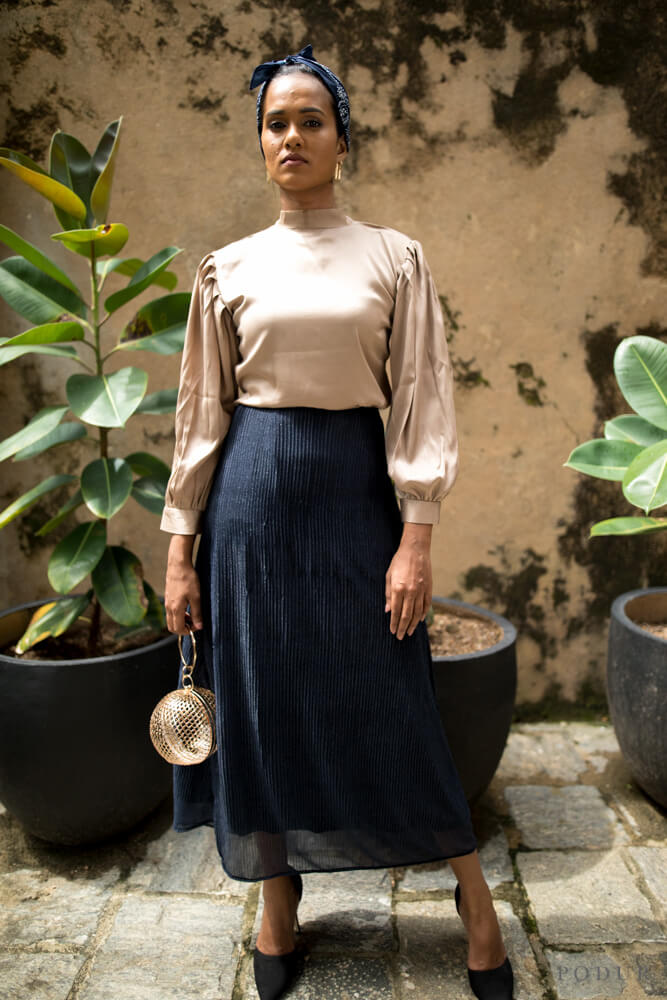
[0,600,179,845]
[430,597,517,802]
[608,587,667,809]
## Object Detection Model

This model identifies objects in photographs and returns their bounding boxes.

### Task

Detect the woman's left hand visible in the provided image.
[385,523,433,640]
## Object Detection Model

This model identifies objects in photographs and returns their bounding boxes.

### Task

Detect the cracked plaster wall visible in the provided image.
[0,0,665,705]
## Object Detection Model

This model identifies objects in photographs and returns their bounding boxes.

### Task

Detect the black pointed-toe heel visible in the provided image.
[253,873,305,1000]
[455,884,514,1000]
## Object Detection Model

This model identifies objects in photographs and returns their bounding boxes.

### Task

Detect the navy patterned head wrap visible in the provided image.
[249,44,351,154]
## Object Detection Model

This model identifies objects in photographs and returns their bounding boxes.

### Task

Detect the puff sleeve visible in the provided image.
[160,253,240,535]
[385,240,459,525]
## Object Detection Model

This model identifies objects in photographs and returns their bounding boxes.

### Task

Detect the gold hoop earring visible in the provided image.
[334,161,343,183]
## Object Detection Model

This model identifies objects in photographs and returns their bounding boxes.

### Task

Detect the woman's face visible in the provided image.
[261,72,347,196]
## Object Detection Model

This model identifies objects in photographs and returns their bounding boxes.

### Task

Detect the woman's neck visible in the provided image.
[278,184,337,212]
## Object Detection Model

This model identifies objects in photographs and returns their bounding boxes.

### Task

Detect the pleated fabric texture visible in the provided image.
[174,403,476,881]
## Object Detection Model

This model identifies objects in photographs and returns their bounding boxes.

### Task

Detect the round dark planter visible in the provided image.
[430,597,517,802]
[608,587,667,809]
[0,600,179,845]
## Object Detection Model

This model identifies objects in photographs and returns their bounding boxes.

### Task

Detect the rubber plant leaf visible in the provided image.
[114,580,166,639]
[36,489,84,537]
[124,452,171,480]
[80,457,133,519]
[614,336,667,431]
[90,118,122,224]
[49,131,95,229]
[622,440,667,514]
[115,292,190,354]
[48,520,107,593]
[0,148,87,221]
[604,414,666,448]
[0,405,69,462]
[0,224,81,294]
[14,422,87,461]
[131,476,166,515]
[91,545,148,626]
[0,256,86,324]
[135,388,178,415]
[51,223,129,258]
[591,516,667,537]
[2,321,84,347]
[564,439,643,482]
[15,592,93,655]
[0,474,76,530]
[66,367,148,428]
[104,247,182,315]
[97,257,178,291]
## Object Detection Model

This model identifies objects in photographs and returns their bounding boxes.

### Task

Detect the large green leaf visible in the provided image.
[48,520,107,593]
[591,516,667,536]
[114,580,166,639]
[615,336,667,431]
[604,414,666,447]
[565,439,643,482]
[0,341,80,367]
[622,440,667,514]
[115,292,190,354]
[0,405,68,462]
[104,247,182,315]
[0,474,76,529]
[2,321,84,347]
[0,256,86,324]
[124,451,171,480]
[97,257,178,291]
[90,118,122,223]
[67,367,148,427]
[0,148,87,221]
[81,457,133,518]
[0,224,81,294]
[15,592,92,654]
[13,421,86,460]
[49,131,95,229]
[135,388,178,414]
[36,488,83,536]
[91,545,147,626]
[131,476,166,515]
[51,223,129,258]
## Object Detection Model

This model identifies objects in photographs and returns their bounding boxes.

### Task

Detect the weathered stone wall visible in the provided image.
[1,0,665,705]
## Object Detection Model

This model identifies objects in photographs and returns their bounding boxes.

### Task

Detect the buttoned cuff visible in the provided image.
[160,506,203,535]
[399,498,441,525]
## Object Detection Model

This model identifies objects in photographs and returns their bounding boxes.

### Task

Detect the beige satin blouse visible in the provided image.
[160,207,458,535]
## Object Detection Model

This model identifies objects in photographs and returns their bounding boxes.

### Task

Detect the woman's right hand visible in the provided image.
[164,534,203,634]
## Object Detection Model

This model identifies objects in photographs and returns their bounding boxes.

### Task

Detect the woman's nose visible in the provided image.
[284,122,302,146]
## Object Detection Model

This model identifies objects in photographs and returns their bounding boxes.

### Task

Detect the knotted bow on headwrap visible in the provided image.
[249,44,351,154]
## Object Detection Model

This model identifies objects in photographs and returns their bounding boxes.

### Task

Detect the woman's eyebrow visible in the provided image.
[265,106,325,116]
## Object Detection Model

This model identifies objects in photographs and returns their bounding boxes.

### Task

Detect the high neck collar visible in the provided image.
[277,207,348,230]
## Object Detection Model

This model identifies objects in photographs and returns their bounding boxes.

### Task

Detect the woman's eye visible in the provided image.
[267,121,284,131]
[304,119,321,128]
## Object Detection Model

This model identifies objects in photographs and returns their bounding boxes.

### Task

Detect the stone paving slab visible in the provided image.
[127,825,244,897]
[0,870,113,951]
[399,829,514,892]
[0,953,84,1000]
[547,949,629,998]
[396,898,543,999]
[568,725,621,774]
[78,894,244,1000]
[505,785,627,849]
[628,848,667,919]
[495,728,587,784]
[245,951,394,999]
[252,868,394,954]
[517,850,663,945]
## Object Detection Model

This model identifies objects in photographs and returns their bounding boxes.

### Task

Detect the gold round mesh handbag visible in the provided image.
[149,629,217,765]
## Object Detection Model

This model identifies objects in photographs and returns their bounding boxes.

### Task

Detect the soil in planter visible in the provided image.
[428,609,503,656]
[636,621,667,641]
[2,611,169,661]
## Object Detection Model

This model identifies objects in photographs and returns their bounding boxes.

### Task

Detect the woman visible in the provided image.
[162,45,513,1000]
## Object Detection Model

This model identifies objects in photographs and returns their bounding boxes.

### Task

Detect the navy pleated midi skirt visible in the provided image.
[173,403,476,881]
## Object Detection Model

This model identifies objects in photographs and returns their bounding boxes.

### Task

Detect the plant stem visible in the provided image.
[87,597,102,658]
[88,246,105,653]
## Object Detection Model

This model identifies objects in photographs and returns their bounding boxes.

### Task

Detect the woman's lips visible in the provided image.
[282,156,307,165]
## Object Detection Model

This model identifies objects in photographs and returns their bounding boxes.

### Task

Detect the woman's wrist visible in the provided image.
[401,522,433,548]
[168,533,196,564]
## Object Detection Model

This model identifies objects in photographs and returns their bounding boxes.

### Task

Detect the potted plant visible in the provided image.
[0,118,189,843]
[428,598,517,802]
[565,334,667,807]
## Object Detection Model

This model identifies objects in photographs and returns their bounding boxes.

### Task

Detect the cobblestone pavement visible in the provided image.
[2,722,665,1000]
